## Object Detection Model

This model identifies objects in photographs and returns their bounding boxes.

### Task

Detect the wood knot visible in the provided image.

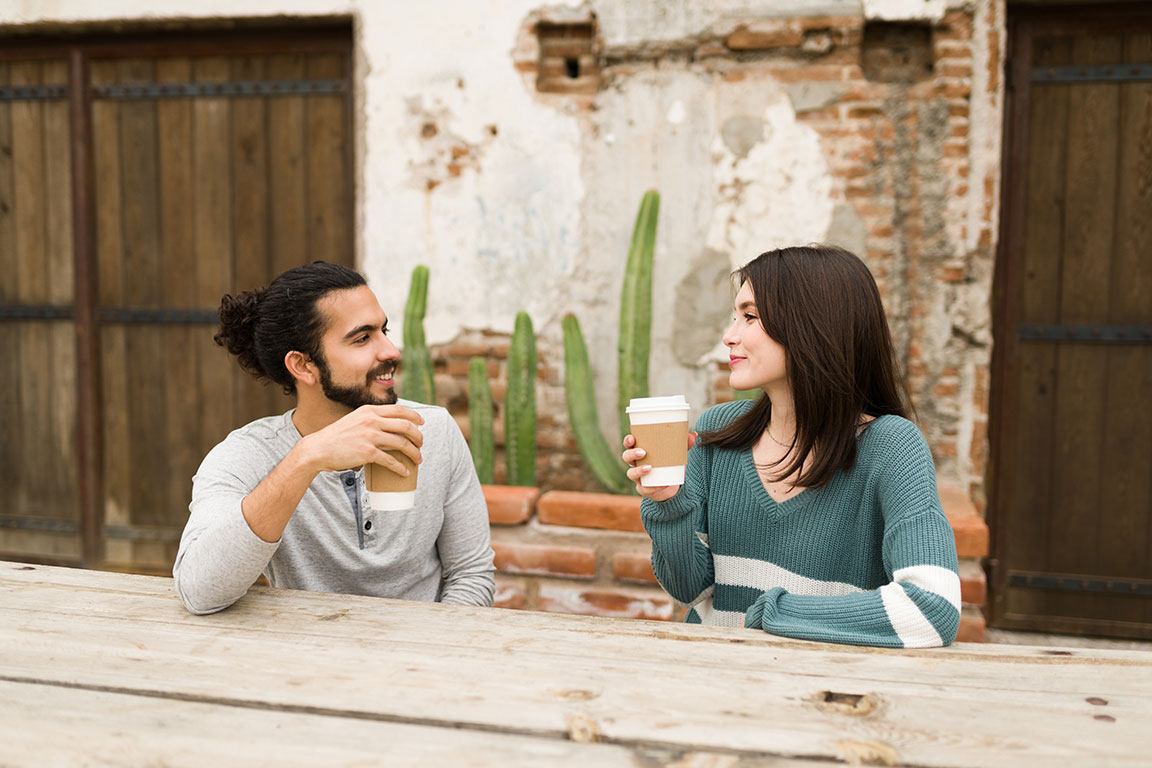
[565,715,600,743]
[817,690,876,716]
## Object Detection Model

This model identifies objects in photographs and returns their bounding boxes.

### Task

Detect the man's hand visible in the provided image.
[241,405,425,544]
[622,432,697,502]
[298,405,425,476]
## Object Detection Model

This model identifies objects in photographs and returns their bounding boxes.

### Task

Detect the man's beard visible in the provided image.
[316,357,398,409]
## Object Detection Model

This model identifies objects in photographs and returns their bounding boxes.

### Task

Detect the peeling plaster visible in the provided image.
[707,83,835,273]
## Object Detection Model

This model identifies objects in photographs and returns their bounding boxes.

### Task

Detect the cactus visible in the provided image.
[617,190,659,442]
[467,357,494,485]
[504,311,537,486]
[401,265,435,404]
[562,314,630,494]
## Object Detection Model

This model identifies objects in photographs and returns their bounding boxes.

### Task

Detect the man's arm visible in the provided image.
[174,405,426,614]
[244,405,425,543]
[433,415,495,606]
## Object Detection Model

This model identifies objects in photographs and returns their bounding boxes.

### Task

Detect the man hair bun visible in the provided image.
[214,288,267,379]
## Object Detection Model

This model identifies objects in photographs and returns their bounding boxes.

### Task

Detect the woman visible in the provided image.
[623,245,960,647]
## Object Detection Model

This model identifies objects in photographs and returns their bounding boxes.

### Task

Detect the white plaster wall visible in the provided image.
[1,1,1001,485]
[1,0,844,434]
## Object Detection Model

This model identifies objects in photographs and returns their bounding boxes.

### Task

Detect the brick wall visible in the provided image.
[417,5,997,640]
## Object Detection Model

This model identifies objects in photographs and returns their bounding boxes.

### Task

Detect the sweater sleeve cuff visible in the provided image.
[744,586,786,630]
[640,490,695,524]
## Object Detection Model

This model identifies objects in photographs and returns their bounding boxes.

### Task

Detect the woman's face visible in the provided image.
[723,281,788,392]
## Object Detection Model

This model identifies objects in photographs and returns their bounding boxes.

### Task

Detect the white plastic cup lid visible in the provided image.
[626,395,689,414]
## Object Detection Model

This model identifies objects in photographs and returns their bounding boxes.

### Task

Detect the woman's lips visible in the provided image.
[729,356,745,367]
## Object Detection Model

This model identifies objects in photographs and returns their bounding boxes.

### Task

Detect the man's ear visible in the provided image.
[284,350,317,387]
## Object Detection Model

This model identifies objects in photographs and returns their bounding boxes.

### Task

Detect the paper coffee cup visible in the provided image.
[626,395,690,486]
[366,451,419,511]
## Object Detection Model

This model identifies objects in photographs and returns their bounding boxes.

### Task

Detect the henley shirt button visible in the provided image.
[343,476,355,487]
[364,520,372,530]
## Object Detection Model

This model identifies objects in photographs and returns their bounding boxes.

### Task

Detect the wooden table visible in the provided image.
[2,561,1150,767]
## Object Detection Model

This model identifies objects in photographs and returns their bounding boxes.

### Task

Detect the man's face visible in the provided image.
[311,286,399,410]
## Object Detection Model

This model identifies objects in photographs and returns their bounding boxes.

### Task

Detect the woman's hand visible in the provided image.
[622,432,697,501]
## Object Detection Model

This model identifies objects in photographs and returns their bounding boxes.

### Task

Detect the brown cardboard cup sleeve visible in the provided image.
[366,450,418,510]
[627,395,691,487]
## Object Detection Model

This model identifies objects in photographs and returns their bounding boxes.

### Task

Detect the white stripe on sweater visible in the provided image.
[714,554,866,597]
[880,582,943,648]
[893,564,962,610]
[689,594,744,627]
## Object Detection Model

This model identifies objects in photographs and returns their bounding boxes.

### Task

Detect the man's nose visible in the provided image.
[378,336,400,360]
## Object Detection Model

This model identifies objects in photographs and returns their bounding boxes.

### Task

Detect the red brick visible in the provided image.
[933,381,958,398]
[493,578,527,610]
[957,606,986,643]
[959,559,987,606]
[483,484,540,525]
[492,543,596,578]
[726,21,804,50]
[612,552,658,584]
[939,264,965,283]
[940,485,989,558]
[968,420,987,474]
[537,491,644,532]
[539,584,675,621]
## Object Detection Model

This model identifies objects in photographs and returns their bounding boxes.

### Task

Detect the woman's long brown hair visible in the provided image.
[698,245,912,488]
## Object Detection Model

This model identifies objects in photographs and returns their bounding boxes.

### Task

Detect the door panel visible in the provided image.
[0,59,79,561]
[993,12,1152,638]
[89,48,352,569]
[0,29,353,572]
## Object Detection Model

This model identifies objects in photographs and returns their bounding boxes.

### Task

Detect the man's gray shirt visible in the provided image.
[174,400,495,614]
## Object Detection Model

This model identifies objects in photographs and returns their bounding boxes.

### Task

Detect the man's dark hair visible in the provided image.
[214,261,367,395]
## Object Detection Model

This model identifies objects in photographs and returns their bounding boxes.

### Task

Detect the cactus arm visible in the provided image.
[504,312,537,487]
[401,265,435,404]
[467,357,495,485]
[563,314,630,494]
[617,190,659,441]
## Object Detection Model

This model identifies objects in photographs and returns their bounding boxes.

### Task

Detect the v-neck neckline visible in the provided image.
[741,448,814,518]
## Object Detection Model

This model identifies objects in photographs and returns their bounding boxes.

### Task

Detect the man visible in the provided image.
[174,262,495,614]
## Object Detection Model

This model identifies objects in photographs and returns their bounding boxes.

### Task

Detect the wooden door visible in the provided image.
[991,7,1152,638]
[0,58,80,562]
[0,28,354,573]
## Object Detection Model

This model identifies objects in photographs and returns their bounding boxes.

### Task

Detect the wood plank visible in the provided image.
[41,58,78,524]
[116,58,168,533]
[228,54,281,424]
[10,61,54,523]
[1099,31,1152,626]
[3,563,1151,768]
[155,57,200,546]
[0,62,22,542]
[192,56,236,465]
[304,52,350,267]
[91,59,131,565]
[0,680,812,768]
[1048,33,1121,625]
[265,53,307,275]
[1004,35,1069,623]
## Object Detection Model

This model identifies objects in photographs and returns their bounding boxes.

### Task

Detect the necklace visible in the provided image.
[766,426,792,447]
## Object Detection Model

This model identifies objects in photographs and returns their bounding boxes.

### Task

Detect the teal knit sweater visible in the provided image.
[641,400,960,648]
